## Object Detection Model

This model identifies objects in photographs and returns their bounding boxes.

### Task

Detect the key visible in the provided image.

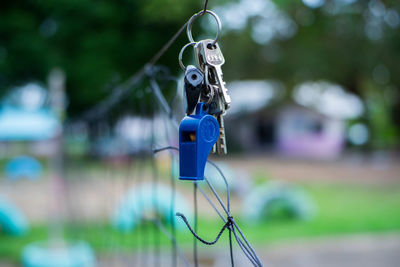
[206,85,227,155]
[195,40,230,154]
[201,85,223,116]
[184,65,204,115]
[196,39,231,110]
[216,114,227,154]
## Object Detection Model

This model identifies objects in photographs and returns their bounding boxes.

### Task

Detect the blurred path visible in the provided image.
[97,232,400,266]
[223,154,400,183]
[1,155,399,222]
[258,232,400,267]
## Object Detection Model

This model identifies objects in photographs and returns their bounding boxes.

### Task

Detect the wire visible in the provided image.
[75,5,263,264]
[152,218,190,267]
[176,212,233,245]
[80,19,189,122]
[153,145,263,267]
[193,182,199,267]
[149,23,188,66]
[202,0,209,15]
[148,72,262,266]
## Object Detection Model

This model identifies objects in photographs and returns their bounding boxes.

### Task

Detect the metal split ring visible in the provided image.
[187,10,222,46]
[178,42,197,71]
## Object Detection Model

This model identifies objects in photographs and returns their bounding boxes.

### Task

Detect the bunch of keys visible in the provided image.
[179,10,231,155]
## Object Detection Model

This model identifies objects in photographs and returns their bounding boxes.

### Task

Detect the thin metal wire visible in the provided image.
[193,182,199,267]
[162,116,178,267]
[207,160,230,212]
[137,94,148,267]
[80,19,189,122]
[147,73,179,129]
[76,9,262,264]
[152,147,191,267]
[148,68,262,265]
[153,218,190,267]
[202,0,209,15]
[229,225,235,267]
[197,184,226,222]
[157,96,179,267]
[149,22,188,66]
[170,152,178,267]
[153,145,263,266]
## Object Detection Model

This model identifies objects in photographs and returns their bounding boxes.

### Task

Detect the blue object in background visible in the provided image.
[22,240,95,267]
[0,197,29,236]
[0,106,59,141]
[179,102,219,180]
[5,156,43,180]
[112,183,192,232]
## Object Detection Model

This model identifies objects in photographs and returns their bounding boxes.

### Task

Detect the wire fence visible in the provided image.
[67,8,262,267]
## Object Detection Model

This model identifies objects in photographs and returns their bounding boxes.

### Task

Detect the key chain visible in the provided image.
[178,10,229,180]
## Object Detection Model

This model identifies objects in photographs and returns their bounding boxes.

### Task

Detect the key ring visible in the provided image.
[187,10,222,46]
[178,42,197,71]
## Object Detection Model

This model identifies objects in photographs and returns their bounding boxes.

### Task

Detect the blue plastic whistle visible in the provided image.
[179,102,219,180]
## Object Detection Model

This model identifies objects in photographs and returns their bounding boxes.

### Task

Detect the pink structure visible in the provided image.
[276,105,345,159]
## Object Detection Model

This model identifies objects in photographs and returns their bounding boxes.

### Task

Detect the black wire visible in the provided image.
[153,145,190,267]
[202,0,209,15]
[150,70,182,267]
[170,153,178,267]
[161,103,178,267]
[153,145,263,267]
[150,113,160,267]
[79,16,188,122]
[138,95,148,267]
[193,182,199,267]
[229,226,235,267]
[176,212,234,245]
[72,5,265,265]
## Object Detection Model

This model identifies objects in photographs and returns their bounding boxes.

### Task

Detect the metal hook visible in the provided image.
[186,10,221,46]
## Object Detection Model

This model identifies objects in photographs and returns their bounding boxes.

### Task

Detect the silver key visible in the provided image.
[208,85,227,155]
[216,114,227,154]
[196,39,231,110]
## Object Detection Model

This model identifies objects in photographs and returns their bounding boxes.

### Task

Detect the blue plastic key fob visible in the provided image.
[179,102,219,180]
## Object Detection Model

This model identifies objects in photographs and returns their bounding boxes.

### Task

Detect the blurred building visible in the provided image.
[225,80,364,158]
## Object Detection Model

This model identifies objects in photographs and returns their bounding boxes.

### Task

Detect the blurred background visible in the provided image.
[0,0,399,266]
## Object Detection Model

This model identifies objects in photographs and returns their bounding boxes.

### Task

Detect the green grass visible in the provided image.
[240,182,400,243]
[1,181,400,263]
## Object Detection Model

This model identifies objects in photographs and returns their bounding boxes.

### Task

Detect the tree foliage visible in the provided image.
[1,0,399,145]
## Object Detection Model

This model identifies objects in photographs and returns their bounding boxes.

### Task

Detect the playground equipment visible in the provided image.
[0,196,29,236]
[112,183,192,232]
[22,240,95,267]
[5,156,43,180]
[243,181,316,222]
[0,102,59,141]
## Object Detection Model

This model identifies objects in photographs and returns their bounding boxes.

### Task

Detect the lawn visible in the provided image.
[1,181,399,263]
